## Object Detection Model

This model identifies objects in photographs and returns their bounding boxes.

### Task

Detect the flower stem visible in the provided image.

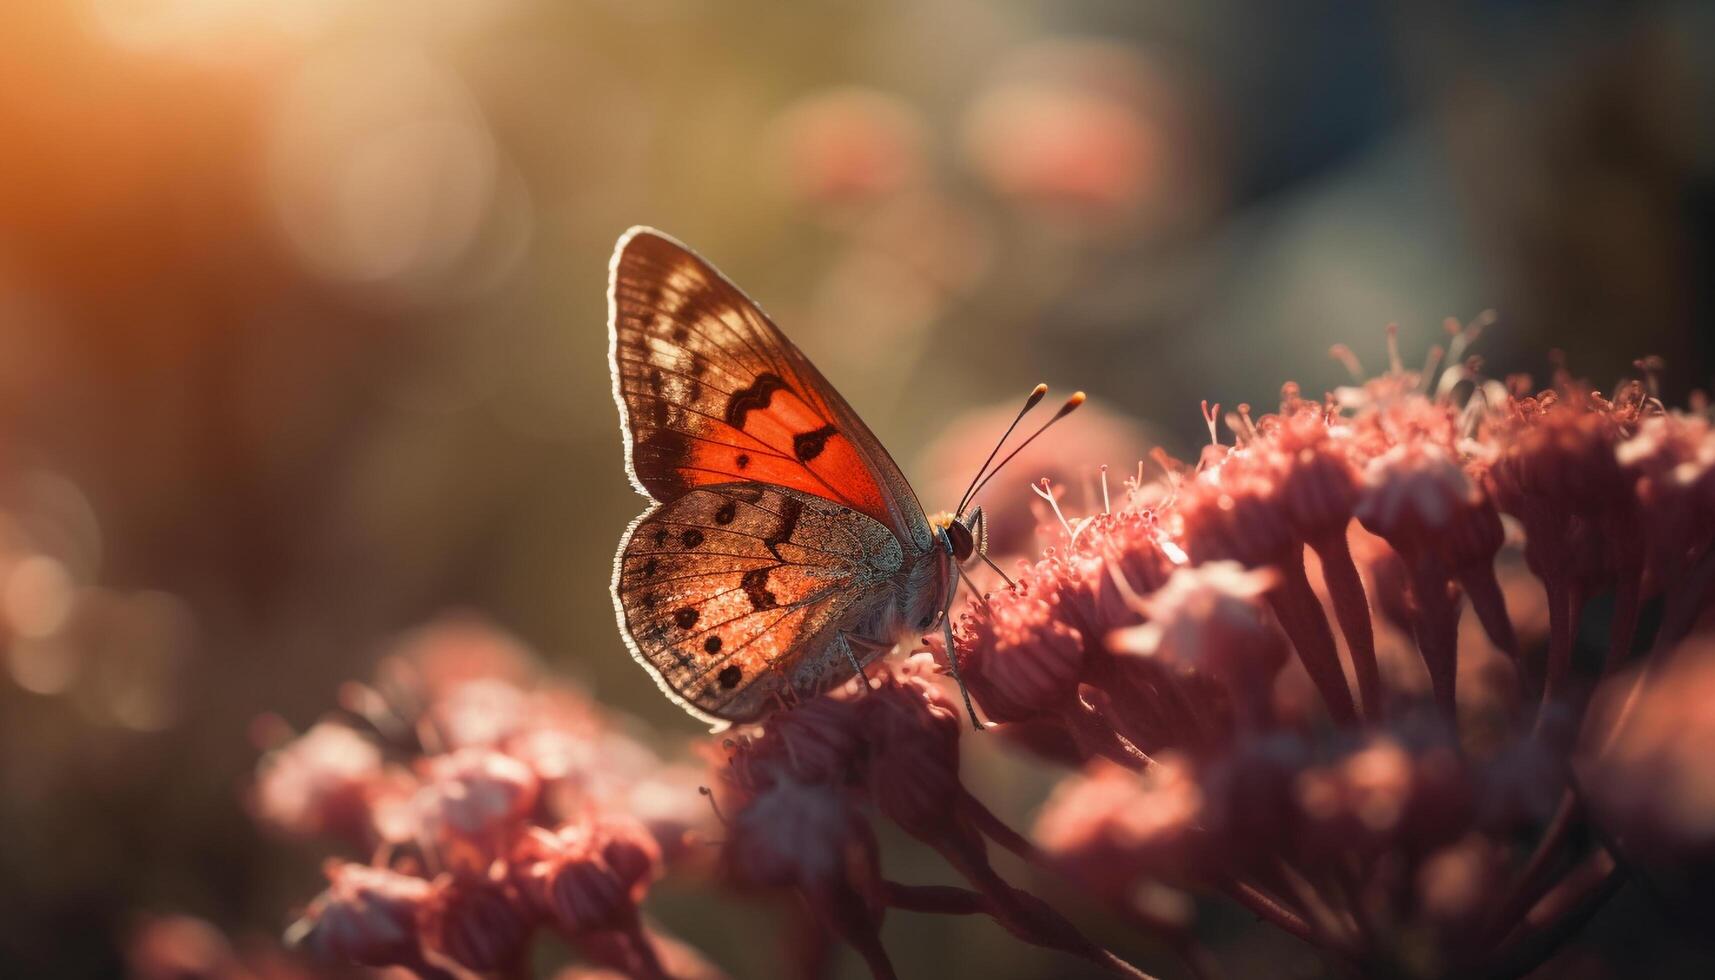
[1064,694,1157,771]
[1267,554,1358,725]
[1311,531,1383,722]
[1482,854,1622,980]
[961,788,1050,867]
[1405,559,1461,718]
[1458,563,1519,662]
[1479,789,1576,952]
[882,881,987,915]
[1221,880,1317,946]
[939,833,1159,980]
[1533,566,1576,736]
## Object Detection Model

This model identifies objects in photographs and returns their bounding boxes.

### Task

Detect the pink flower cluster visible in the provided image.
[929,326,1715,976]
[708,657,1154,980]
[250,615,719,980]
[235,329,1715,979]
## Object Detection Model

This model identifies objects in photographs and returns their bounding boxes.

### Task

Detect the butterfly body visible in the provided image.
[607,227,959,727]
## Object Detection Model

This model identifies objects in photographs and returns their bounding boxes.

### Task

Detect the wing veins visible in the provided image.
[615,262,794,381]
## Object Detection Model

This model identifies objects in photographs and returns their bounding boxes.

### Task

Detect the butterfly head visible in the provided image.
[929,509,982,564]
[925,381,1085,735]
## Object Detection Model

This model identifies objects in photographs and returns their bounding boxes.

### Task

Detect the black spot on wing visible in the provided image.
[674,607,699,629]
[704,636,722,654]
[725,373,787,429]
[718,665,743,689]
[762,496,803,560]
[741,568,777,610]
[793,424,839,462]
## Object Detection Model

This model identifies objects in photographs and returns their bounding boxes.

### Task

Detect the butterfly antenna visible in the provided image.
[956,383,1049,517]
[964,391,1086,508]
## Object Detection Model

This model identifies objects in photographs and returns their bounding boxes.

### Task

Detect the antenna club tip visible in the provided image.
[1068,391,1087,407]
[1031,383,1049,396]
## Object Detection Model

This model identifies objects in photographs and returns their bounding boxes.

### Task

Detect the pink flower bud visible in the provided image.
[1355,443,1482,560]
[1275,412,1360,541]
[1035,755,1206,896]
[599,816,665,900]
[757,693,867,785]
[512,817,661,936]
[1109,562,1285,724]
[948,583,1086,724]
[725,779,872,891]
[1618,412,1715,584]
[429,678,528,750]
[251,722,383,845]
[418,747,539,842]
[1175,467,1297,569]
[421,874,531,973]
[286,862,432,967]
[860,674,962,839]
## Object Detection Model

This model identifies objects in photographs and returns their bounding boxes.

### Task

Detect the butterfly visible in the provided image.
[606,226,1080,729]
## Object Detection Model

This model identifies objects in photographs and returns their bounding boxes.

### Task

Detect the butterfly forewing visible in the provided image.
[614,483,903,723]
[608,227,931,551]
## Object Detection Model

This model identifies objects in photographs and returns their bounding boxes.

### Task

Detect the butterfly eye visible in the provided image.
[917,614,935,630]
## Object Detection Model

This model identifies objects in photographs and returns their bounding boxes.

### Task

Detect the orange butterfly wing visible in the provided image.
[607,226,931,552]
[613,483,904,724]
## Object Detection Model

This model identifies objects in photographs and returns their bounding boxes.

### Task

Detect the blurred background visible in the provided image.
[1,0,1711,976]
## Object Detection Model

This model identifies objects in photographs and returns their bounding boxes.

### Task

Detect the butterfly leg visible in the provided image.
[832,632,869,689]
[941,614,986,732]
[835,631,896,695]
[932,565,987,732]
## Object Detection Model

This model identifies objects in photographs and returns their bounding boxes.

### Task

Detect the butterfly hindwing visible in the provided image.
[613,482,905,724]
[608,227,932,552]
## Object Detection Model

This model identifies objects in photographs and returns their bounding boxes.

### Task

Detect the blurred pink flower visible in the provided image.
[763,88,927,211]
[419,873,530,973]
[286,862,432,969]
[512,816,662,935]
[380,613,538,706]
[251,721,384,845]
[960,39,1217,233]
[1110,561,1285,724]
[126,914,242,980]
[1581,637,1715,862]
[428,677,528,750]
[1036,755,1206,896]
[415,747,539,860]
